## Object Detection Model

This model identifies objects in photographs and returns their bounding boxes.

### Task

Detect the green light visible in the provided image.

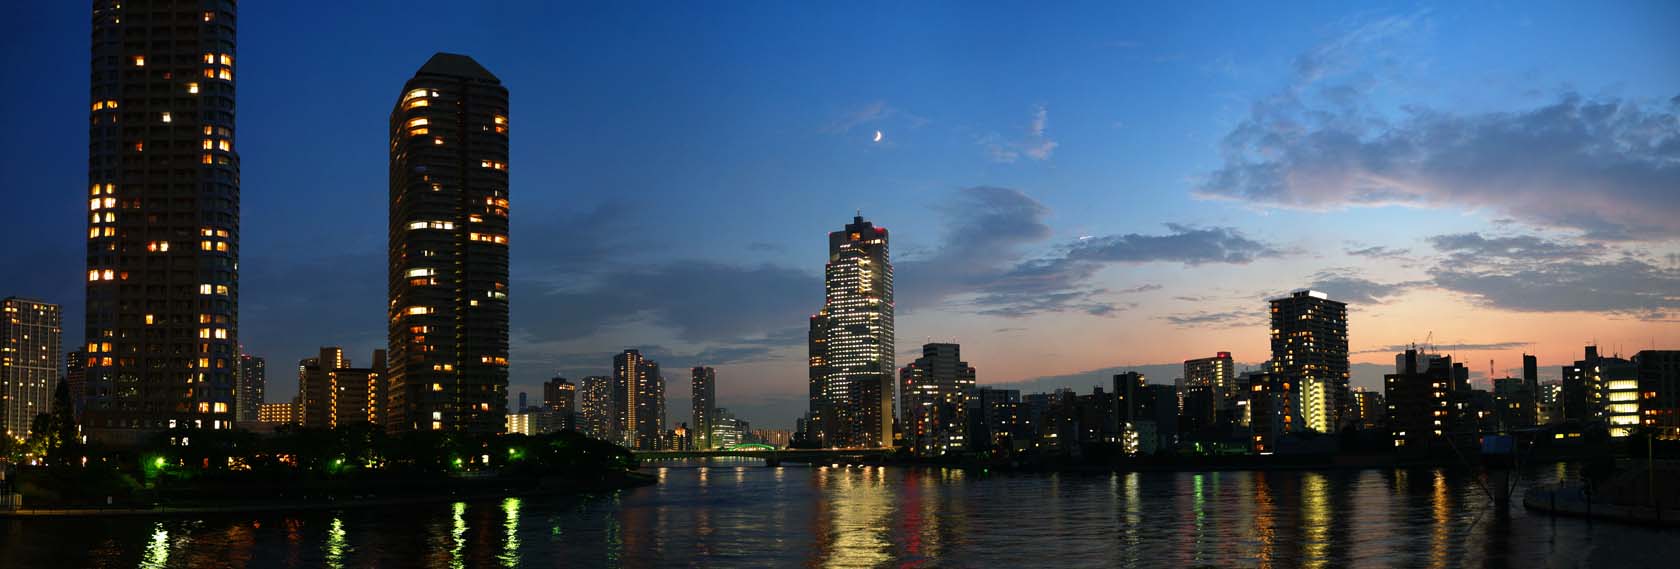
[154,457,166,468]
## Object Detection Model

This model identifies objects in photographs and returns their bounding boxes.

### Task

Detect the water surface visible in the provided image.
[2,460,1672,568]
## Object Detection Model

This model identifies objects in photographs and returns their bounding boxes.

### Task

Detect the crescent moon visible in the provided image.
[873,130,883,143]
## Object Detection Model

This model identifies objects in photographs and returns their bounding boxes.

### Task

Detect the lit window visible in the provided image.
[203,53,216,64]
[403,88,429,102]
[406,268,435,277]
[187,82,199,94]
[145,314,154,325]
[404,98,429,110]
[220,54,232,66]
[218,69,231,80]
[203,11,214,22]
[407,117,429,128]
[133,56,145,67]
[88,270,100,282]
[218,140,230,151]
[102,269,114,280]
[161,112,172,123]
[407,306,432,315]
[200,284,213,295]
[203,139,213,150]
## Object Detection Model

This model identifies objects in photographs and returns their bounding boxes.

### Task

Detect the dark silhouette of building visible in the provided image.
[1241,370,1300,454]
[1385,349,1472,453]
[613,349,664,450]
[1492,376,1536,430]
[1268,290,1349,433]
[1522,353,1539,425]
[236,353,265,423]
[1350,388,1383,430]
[969,387,1022,453]
[542,376,576,431]
[1562,346,1638,437]
[298,347,384,428]
[1635,350,1680,439]
[900,343,976,456]
[807,215,895,448]
[2,298,61,439]
[386,53,510,434]
[64,349,86,417]
[83,1,240,441]
[691,366,716,449]
[1182,352,1235,433]
[578,375,610,440]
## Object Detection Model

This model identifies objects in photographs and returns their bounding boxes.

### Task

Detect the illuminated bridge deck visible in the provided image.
[633,447,893,465]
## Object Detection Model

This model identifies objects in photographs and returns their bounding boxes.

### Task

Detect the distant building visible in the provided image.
[807,215,895,449]
[1522,353,1540,426]
[1563,346,1639,437]
[237,354,266,423]
[1242,370,1300,454]
[691,366,716,449]
[1635,350,1680,439]
[64,349,86,417]
[970,387,1023,453]
[297,348,385,429]
[578,375,611,440]
[712,408,744,448]
[1492,376,1536,430]
[1385,349,1473,453]
[1,298,61,440]
[258,402,297,425]
[1538,380,1564,424]
[1182,353,1236,433]
[506,412,536,435]
[385,53,511,435]
[1269,290,1350,432]
[542,376,576,431]
[1349,388,1383,431]
[752,428,793,448]
[613,349,664,449]
[900,343,976,456]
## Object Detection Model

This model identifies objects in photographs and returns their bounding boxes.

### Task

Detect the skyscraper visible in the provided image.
[236,353,265,423]
[808,215,895,448]
[1268,290,1349,433]
[297,347,383,429]
[578,375,611,440]
[691,366,716,450]
[542,376,576,431]
[84,1,240,440]
[613,350,664,449]
[64,349,86,417]
[2,298,61,439]
[900,343,975,456]
[386,53,511,434]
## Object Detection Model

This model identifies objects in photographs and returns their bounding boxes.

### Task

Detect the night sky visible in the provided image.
[3,2,1677,428]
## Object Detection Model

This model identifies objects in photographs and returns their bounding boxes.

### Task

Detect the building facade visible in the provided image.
[2,298,61,439]
[899,343,975,456]
[297,347,384,429]
[690,366,715,450]
[542,376,575,431]
[807,215,895,448]
[84,1,241,439]
[1385,349,1473,453]
[1181,352,1235,433]
[257,401,296,425]
[578,375,611,440]
[236,353,264,423]
[1635,350,1680,439]
[1268,290,1349,433]
[613,350,664,449]
[386,53,510,434]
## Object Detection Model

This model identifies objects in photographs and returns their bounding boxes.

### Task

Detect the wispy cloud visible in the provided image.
[1196,10,1680,240]
[981,104,1059,163]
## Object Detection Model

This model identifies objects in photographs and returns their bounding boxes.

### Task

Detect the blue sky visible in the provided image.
[3,2,1677,428]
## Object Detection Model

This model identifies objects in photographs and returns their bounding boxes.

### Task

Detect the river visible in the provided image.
[1,459,1674,568]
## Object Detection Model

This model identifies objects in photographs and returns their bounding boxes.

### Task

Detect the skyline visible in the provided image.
[2,2,1678,429]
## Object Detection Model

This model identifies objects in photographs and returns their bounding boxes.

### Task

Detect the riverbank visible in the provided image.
[1522,460,1680,526]
[0,471,654,518]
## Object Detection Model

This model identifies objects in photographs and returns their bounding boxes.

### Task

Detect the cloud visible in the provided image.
[981,105,1059,163]
[1065,223,1281,265]
[1195,11,1680,241]
[1353,341,1533,355]
[1428,257,1680,318]
[1426,232,1605,261]
[1303,270,1420,304]
[1158,309,1265,329]
[1414,232,1679,318]
[515,261,819,344]
[1345,245,1411,259]
[823,100,925,134]
[898,188,1280,318]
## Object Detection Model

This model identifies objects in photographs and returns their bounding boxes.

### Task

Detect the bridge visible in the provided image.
[633,446,894,467]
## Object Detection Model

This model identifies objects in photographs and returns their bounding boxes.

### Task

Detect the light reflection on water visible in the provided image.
[4,460,1679,568]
